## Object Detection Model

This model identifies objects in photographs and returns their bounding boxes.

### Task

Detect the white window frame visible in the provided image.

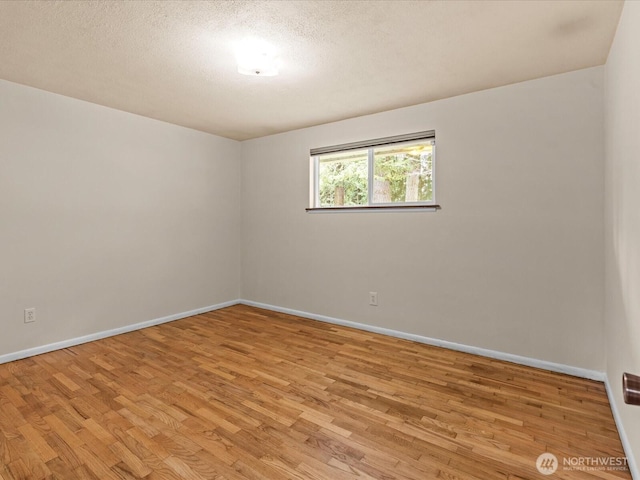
[308,131,438,211]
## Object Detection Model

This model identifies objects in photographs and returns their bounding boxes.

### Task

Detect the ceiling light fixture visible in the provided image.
[235,39,279,77]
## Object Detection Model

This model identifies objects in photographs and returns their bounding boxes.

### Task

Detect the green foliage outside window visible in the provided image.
[375,151,433,202]
[318,157,367,206]
[318,145,433,206]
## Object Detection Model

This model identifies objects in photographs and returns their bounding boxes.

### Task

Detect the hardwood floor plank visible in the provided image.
[17,423,58,463]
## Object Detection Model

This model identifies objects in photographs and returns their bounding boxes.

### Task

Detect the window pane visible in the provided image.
[373,141,434,203]
[318,149,368,207]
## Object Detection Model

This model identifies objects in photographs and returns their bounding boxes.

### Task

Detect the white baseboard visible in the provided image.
[605,376,639,479]
[3,298,604,382]
[239,299,605,381]
[0,299,240,365]
[2,297,605,382]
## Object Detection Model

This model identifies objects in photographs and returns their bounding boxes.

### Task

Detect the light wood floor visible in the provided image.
[0,305,630,480]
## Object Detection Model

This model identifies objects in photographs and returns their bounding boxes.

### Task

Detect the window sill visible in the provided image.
[305,205,441,213]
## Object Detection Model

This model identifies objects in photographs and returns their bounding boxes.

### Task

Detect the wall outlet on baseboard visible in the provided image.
[369,292,378,306]
[24,308,36,323]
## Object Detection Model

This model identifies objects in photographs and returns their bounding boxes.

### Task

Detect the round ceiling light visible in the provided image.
[236,39,279,77]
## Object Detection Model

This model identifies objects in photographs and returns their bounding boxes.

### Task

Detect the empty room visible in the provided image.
[1,0,639,479]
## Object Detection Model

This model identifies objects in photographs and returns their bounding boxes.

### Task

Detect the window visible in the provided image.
[308,131,437,210]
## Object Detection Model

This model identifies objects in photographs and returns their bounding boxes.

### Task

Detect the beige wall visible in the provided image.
[241,67,605,371]
[0,80,241,356]
[604,0,640,469]
[1,68,607,372]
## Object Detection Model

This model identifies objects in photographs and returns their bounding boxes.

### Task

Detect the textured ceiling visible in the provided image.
[0,0,624,140]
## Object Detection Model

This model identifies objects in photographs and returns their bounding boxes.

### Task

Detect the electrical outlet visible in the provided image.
[369,292,378,306]
[24,308,36,323]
